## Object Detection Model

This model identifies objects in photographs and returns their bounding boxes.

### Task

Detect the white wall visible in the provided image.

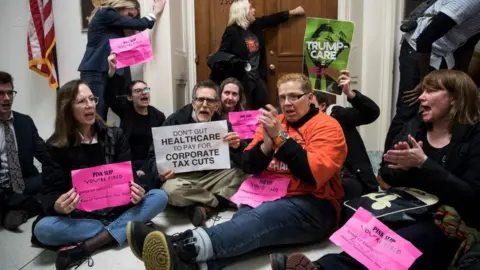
[0,0,149,138]
[0,0,57,140]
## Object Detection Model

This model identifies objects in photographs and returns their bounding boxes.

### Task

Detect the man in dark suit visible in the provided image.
[0,71,45,231]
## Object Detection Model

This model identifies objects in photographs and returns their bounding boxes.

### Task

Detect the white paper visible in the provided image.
[152,121,231,174]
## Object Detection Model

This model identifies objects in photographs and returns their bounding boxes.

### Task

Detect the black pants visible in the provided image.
[0,174,43,222]
[247,78,269,110]
[315,219,460,270]
[383,41,447,152]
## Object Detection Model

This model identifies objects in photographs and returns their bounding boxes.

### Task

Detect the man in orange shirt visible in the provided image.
[126,73,347,270]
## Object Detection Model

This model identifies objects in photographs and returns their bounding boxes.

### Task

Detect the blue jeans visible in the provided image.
[200,195,336,269]
[34,189,168,246]
[80,71,108,119]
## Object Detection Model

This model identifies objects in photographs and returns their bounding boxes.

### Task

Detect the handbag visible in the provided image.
[343,187,439,224]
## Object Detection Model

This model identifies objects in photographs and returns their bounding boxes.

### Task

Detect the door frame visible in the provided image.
[187,0,359,104]
[186,1,197,99]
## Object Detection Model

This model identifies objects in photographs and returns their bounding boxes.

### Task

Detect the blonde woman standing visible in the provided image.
[78,0,166,120]
[219,0,305,109]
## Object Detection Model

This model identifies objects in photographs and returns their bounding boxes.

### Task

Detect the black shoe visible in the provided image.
[55,243,93,270]
[270,253,317,270]
[143,229,198,270]
[187,205,215,227]
[2,210,28,231]
[127,221,156,261]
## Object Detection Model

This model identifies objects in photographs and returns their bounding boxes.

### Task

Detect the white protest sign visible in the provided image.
[152,121,231,174]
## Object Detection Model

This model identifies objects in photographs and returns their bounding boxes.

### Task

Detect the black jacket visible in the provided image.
[379,116,480,228]
[207,51,247,85]
[10,111,45,179]
[146,104,245,176]
[219,11,290,81]
[78,8,155,72]
[37,121,143,219]
[329,91,380,192]
[107,90,165,143]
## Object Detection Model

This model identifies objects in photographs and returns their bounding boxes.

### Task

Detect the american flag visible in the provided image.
[27,0,58,89]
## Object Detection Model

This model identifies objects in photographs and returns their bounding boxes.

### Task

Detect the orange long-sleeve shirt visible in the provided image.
[245,111,347,219]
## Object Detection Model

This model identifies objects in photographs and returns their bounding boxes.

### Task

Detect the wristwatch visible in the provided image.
[274,131,289,146]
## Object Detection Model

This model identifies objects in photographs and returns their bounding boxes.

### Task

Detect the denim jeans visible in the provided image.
[199,195,337,270]
[34,189,168,246]
[80,71,109,120]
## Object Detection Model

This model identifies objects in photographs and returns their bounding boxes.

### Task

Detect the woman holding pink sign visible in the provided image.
[78,0,166,119]
[273,71,480,270]
[31,79,168,270]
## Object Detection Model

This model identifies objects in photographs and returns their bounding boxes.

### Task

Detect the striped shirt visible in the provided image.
[404,0,480,69]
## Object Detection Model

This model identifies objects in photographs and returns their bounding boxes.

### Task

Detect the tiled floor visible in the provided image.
[0,208,342,270]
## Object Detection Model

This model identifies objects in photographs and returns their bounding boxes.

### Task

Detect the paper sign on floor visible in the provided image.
[230,174,290,208]
[330,207,422,270]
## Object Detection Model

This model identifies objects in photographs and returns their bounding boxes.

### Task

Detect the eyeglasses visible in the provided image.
[194,97,217,106]
[278,93,308,103]
[132,87,151,94]
[74,96,99,106]
[0,90,17,98]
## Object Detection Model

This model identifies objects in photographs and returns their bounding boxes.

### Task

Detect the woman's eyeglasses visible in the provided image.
[75,96,99,106]
[278,93,308,103]
[132,87,151,94]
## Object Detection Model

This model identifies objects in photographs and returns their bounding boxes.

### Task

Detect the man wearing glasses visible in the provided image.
[150,80,248,227]
[0,71,45,231]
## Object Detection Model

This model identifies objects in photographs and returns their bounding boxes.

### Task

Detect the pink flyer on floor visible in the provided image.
[329,207,422,270]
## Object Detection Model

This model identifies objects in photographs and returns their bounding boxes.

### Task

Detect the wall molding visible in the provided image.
[186,0,197,93]
[358,0,397,152]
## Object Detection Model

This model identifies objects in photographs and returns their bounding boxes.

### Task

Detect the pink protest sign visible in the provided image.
[330,207,422,270]
[230,174,290,208]
[71,161,133,212]
[109,31,153,68]
[228,110,261,139]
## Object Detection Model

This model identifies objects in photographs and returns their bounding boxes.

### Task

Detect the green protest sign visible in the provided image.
[303,17,354,95]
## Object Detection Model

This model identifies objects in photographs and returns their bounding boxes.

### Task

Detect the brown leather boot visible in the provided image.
[187,205,216,227]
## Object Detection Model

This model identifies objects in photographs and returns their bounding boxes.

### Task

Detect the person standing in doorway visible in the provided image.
[78,0,166,120]
[219,0,305,110]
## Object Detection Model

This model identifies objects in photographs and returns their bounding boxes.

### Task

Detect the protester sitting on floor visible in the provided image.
[217,77,247,120]
[105,53,165,189]
[311,70,380,200]
[31,79,168,270]
[127,73,347,270]
[0,71,45,231]
[270,70,480,270]
[146,80,248,227]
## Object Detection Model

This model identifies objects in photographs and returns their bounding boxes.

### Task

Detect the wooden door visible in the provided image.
[264,0,338,104]
[194,0,338,105]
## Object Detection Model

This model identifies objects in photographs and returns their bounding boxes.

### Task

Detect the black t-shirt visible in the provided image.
[129,112,152,162]
[244,29,260,80]
[423,138,450,167]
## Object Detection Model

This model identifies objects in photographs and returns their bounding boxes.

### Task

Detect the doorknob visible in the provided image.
[269,50,275,56]
[269,64,276,70]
